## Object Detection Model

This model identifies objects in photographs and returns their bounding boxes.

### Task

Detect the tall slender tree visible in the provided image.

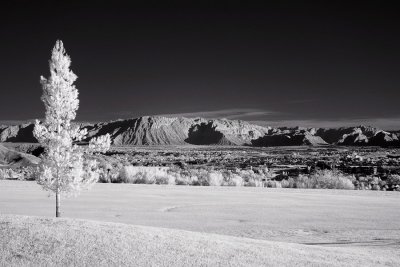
[34,40,110,217]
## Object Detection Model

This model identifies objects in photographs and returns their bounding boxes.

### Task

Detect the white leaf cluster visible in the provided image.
[34,40,111,196]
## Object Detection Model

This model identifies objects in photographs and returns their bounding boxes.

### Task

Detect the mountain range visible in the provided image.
[1,116,399,147]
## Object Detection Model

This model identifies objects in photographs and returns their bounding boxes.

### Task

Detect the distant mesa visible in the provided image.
[1,116,399,147]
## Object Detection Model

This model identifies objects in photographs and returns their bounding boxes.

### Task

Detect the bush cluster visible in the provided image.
[97,165,268,186]
[6,163,400,191]
[354,174,400,191]
[0,168,19,179]
[119,166,175,184]
[97,166,356,189]
[0,167,35,180]
[290,170,354,190]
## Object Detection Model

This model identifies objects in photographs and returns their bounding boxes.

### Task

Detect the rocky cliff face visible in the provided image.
[84,117,195,145]
[84,116,270,146]
[0,117,399,147]
[0,124,37,143]
[316,126,399,147]
[251,128,328,147]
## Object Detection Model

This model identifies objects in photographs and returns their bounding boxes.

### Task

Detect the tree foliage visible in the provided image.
[34,40,110,197]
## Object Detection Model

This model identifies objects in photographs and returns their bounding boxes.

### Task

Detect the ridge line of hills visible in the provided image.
[1,116,399,147]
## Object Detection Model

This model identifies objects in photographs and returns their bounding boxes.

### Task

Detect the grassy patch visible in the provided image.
[1,214,398,266]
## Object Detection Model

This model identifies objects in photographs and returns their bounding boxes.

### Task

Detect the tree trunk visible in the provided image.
[56,191,61,217]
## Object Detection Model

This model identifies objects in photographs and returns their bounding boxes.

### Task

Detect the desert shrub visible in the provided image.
[356,176,372,190]
[109,169,120,183]
[155,174,175,185]
[98,162,123,183]
[288,178,296,188]
[294,174,313,189]
[280,179,290,188]
[266,180,282,188]
[0,169,7,179]
[246,179,264,187]
[20,167,36,181]
[98,168,111,183]
[112,165,356,189]
[371,184,380,191]
[238,169,264,187]
[119,166,174,185]
[370,176,380,185]
[378,179,387,188]
[358,176,368,183]
[245,178,264,187]
[206,171,224,186]
[119,166,141,183]
[0,168,20,180]
[263,168,277,180]
[190,168,210,186]
[388,175,400,186]
[115,165,264,187]
[0,167,36,181]
[303,170,355,190]
[336,177,355,190]
[169,167,212,186]
[225,172,244,186]
[174,170,197,185]
[266,180,275,188]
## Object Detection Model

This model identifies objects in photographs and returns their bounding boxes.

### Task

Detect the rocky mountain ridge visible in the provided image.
[0,143,40,167]
[1,116,399,147]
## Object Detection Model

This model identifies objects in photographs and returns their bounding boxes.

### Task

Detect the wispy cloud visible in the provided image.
[157,108,278,120]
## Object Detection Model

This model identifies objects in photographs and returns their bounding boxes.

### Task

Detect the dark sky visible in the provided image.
[1,1,399,129]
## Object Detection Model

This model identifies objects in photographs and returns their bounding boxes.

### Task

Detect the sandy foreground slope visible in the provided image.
[0,214,399,267]
[0,180,399,266]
